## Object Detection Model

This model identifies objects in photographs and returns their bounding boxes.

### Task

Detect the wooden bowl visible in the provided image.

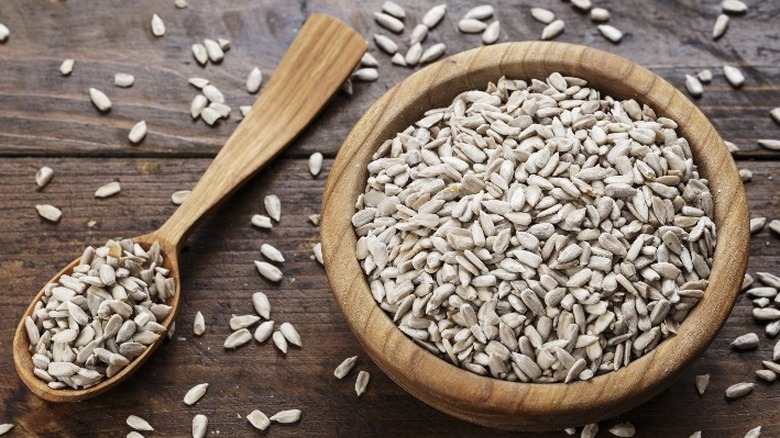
[320,42,749,431]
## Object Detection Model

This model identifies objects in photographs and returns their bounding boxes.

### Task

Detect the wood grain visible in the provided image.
[0,0,778,436]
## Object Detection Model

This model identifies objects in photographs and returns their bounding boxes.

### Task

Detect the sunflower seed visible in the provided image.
[482,21,500,45]
[309,152,323,177]
[60,59,74,75]
[175,0,188,8]
[571,0,592,11]
[0,24,9,42]
[279,322,301,347]
[360,52,379,68]
[264,194,281,222]
[405,42,423,66]
[247,410,270,431]
[203,38,224,63]
[192,414,208,438]
[230,314,261,330]
[458,18,487,33]
[598,24,623,43]
[758,139,780,151]
[541,20,565,40]
[251,292,271,319]
[690,432,702,438]
[254,320,274,343]
[695,374,710,395]
[208,102,231,118]
[200,107,221,125]
[750,217,766,233]
[95,181,121,198]
[422,4,447,28]
[36,204,62,222]
[251,214,273,230]
[375,12,404,33]
[590,7,610,21]
[739,168,753,182]
[270,409,301,424]
[260,244,285,263]
[184,383,209,405]
[246,67,262,93]
[725,382,755,399]
[722,0,748,13]
[35,166,54,189]
[608,423,636,438]
[188,78,209,90]
[127,432,144,438]
[698,69,713,83]
[193,311,205,336]
[128,120,147,144]
[352,68,379,82]
[410,24,428,45]
[530,7,555,24]
[172,190,191,205]
[224,328,252,349]
[312,242,323,265]
[190,94,208,119]
[723,65,745,87]
[218,38,230,50]
[373,34,398,55]
[127,415,154,431]
[420,43,446,64]
[150,14,165,37]
[564,429,577,436]
[309,214,320,226]
[89,88,111,112]
[272,331,288,353]
[684,74,703,97]
[768,220,780,236]
[581,423,599,438]
[192,43,208,65]
[731,332,759,350]
[113,73,135,88]
[334,355,358,379]
[755,369,776,382]
[713,14,729,39]
[240,105,252,117]
[754,308,780,322]
[355,370,370,396]
[202,85,224,104]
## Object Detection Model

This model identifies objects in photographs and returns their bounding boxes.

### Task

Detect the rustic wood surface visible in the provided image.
[0,0,778,436]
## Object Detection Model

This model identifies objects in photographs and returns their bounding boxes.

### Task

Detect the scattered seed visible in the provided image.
[279,322,302,347]
[0,23,8,42]
[254,320,274,343]
[224,328,252,349]
[768,107,780,125]
[203,38,224,63]
[698,69,713,83]
[230,314,261,330]
[590,7,610,22]
[36,204,62,222]
[255,261,283,282]
[482,20,500,45]
[252,292,271,319]
[684,74,703,97]
[769,220,780,235]
[95,181,121,198]
[725,140,740,152]
[690,432,702,438]
[60,59,74,76]
[127,431,144,438]
[190,94,208,119]
[202,85,224,104]
[189,78,209,89]
[308,152,323,177]
[150,14,165,36]
[570,0,592,11]
[184,383,209,405]
[757,139,780,151]
[192,43,209,65]
[581,423,599,438]
[745,426,762,438]
[695,374,710,395]
[208,102,231,118]
[420,43,446,64]
[405,42,423,66]
[247,409,271,431]
[731,332,759,350]
[530,7,555,24]
[458,18,487,34]
[722,0,748,14]
[0,425,14,436]
[128,120,148,144]
[375,12,404,33]
[564,429,577,436]
[127,415,154,432]
[192,414,208,438]
[409,24,428,45]
[193,311,205,336]
[251,214,273,230]
[240,105,252,117]
[355,370,370,396]
[373,34,398,55]
[272,330,288,353]
[89,88,112,112]
[750,217,766,234]
[200,107,221,126]
[422,4,447,28]
[597,24,623,43]
[261,243,285,263]
[309,214,320,226]
[172,190,191,205]
[723,65,745,88]
[264,194,281,222]
[713,14,729,39]
[360,52,379,67]
[725,382,755,399]
[334,355,358,379]
[739,168,753,182]
[755,369,776,382]
[175,0,188,8]
[313,242,323,265]
[541,20,565,40]
[36,166,54,189]
[218,38,230,51]
[114,73,135,88]
[352,68,379,82]
[464,5,494,20]
[269,409,301,424]
[246,67,263,93]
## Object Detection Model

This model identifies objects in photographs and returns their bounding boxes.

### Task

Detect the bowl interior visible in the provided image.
[321,42,749,431]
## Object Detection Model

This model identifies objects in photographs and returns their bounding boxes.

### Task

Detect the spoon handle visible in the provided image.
[155,13,366,249]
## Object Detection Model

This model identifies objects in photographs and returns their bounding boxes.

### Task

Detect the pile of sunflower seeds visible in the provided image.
[354,73,716,383]
[25,239,174,389]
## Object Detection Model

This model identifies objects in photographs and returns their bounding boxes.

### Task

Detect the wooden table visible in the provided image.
[0,1,778,436]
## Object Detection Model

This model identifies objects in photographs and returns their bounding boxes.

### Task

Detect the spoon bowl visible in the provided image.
[13,13,367,403]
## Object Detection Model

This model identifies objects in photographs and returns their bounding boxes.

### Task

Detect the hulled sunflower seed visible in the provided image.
[571,0,592,11]
[723,65,745,87]
[309,214,320,226]
[254,320,274,343]
[355,370,370,396]
[184,383,209,405]
[114,72,135,88]
[270,409,301,424]
[597,24,623,43]
[192,414,208,438]
[218,38,230,50]
[127,432,144,438]
[410,24,428,45]
[361,52,379,67]
[252,292,271,319]
[758,139,780,151]
[713,14,729,39]
[230,314,261,330]
[725,382,755,399]
[255,261,282,282]
[313,242,323,265]
[690,432,702,438]
[175,0,188,8]
[193,311,205,336]
[172,190,191,205]
[695,374,710,395]
[464,5,493,20]
[36,166,54,189]
[0,24,8,42]
[374,12,404,33]
[279,322,301,347]
[272,330,288,353]
[261,243,285,263]
[247,410,271,431]
[0,425,13,436]
[36,204,62,222]
[128,120,147,144]
[420,43,446,64]
[482,21,500,45]
[698,69,713,83]
[246,67,262,93]
[750,217,766,234]
[127,415,154,431]
[309,152,323,177]
[769,220,780,235]
[530,7,555,24]
[581,423,599,438]
[373,34,398,55]
[264,194,281,222]
[89,88,111,112]
[753,307,780,320]
[95,181,121,198]
[590,7,610,21]
[541,20,565,40]
[771,107,780,124]
[725,140,740,152]
[60,59,74,75]
[151,14,165,36]
[458,18,487,34]
[334,355,358,379]
[224,328,252,349]
[352,68,379,82]
[202,85,224,103]
[240,105,252,117]
[192,43,208,65]
[722,0,748,14]
[189,77,209,89]
[685,74,703,97]
[251,214,273,230]
[731,332,759,350]
[755,369,776,382]
[208,102,230,118]
[739,168,753,182]
[201,107,221,125]
[422,4,447,28]
[203,38,224,63]
[405,42,423,66]
[381,1,405,19]
[191,94,208,119]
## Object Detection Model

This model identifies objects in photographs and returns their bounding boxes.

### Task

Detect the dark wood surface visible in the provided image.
[0,1,778,436]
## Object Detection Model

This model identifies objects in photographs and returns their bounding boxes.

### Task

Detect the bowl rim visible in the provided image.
[321,41,749,431]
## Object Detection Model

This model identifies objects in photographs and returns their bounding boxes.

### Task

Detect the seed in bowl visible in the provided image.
[25,239,174,389]
[353,73,716,383]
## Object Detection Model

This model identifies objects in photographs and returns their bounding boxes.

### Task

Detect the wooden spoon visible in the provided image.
[13,13,366,403]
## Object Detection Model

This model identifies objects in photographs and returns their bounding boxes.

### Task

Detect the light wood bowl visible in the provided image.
[320,42,749,431]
